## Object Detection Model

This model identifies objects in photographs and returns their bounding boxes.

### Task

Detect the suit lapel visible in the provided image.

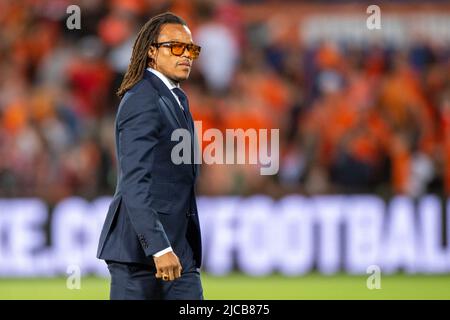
[143,70,190,131]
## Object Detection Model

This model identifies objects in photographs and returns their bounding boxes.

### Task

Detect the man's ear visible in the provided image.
[148,47,156,67]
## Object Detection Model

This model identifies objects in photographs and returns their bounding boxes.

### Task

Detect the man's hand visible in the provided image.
[153,251,182,281]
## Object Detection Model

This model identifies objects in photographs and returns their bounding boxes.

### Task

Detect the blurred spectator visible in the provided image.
[195,1,239,94]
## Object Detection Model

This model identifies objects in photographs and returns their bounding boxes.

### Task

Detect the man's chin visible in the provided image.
[173,73,190,82]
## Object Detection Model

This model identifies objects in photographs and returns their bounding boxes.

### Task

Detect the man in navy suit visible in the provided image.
[97,12,203,300]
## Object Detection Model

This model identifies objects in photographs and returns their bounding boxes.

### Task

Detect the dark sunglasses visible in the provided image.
[151,41,201,59]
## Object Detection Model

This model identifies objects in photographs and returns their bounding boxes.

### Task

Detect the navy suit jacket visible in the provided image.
[97,70,202,268]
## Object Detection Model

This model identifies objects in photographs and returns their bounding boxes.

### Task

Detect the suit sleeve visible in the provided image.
[117,90,171,256]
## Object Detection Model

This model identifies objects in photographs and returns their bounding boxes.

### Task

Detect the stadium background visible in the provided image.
[1,0,450,299]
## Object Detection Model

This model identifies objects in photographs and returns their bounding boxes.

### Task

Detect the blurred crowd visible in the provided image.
[0,0,449,203]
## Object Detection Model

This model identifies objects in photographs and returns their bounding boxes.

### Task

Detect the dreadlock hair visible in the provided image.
[116,12,187,98]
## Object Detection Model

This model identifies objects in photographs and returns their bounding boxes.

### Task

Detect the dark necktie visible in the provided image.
[172,87,191,122]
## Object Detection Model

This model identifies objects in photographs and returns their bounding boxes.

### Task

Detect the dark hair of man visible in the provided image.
[117,12,187,98]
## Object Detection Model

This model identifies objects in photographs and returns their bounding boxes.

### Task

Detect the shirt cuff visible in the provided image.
[153,247,173,257]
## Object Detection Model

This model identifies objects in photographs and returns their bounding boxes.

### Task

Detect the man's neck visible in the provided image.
[147,67,179,89]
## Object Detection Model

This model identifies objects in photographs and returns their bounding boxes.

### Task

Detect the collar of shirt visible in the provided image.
[147,67,183,109]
